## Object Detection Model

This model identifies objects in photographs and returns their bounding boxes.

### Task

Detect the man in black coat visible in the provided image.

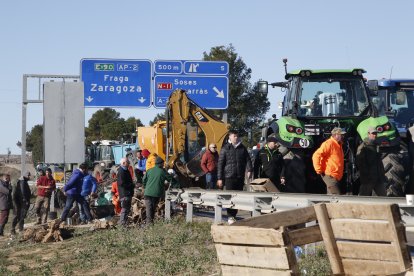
[254,136,285,191]
[11,172,32,234]
[217,130,252,224]
[117,157,134,226]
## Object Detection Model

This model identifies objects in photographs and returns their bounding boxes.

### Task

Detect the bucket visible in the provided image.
[48,211,57,220]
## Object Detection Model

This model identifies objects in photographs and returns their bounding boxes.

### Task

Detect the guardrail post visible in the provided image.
[252,196,261,217]
[215,203,223,224]
[165,196,171,221]
[186,201,193,223]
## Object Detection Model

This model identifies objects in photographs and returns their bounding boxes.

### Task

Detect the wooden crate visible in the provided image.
[316,203,412,275]
[211,206,323,275]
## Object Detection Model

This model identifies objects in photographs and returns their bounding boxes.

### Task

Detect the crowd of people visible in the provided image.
[0,125,392,235]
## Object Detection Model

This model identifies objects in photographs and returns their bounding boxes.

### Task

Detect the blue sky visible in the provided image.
[1,0,413,154]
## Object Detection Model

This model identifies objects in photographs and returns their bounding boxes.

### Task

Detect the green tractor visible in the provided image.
[258,60,409,196]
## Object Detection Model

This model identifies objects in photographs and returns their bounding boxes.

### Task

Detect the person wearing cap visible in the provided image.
[142,156,172,224]
[117,157,134,226]
[11,172,32,234]
[356,126,387,196]
[0,173,12,236]
[61,163,93,224]
[35,168,56,224]
[254,136,285,191]
[201,143,219,189]
[312,127,346,194]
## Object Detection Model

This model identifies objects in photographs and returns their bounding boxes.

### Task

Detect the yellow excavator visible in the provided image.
[137,89,229,186]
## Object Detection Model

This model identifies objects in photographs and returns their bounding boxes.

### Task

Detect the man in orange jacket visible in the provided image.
[312,127,345,194]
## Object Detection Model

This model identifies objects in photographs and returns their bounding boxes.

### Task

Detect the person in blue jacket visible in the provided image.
[60,163,93,224]
[79,172,97,223]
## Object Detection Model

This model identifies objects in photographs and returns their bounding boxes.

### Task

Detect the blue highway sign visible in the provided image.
[154,75,228,109]
[184,61,228,75]
[154,60,229,109]
[81,59,152,107]
[154,60,183,74]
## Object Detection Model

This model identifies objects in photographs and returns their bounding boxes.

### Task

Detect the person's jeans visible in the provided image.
[61,195,92,222]
[118,196,132,226]
[145,196,160,224]
[79,196,90,222]
[205,173,217,189]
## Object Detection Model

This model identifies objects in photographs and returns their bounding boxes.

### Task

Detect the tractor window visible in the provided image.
[371,89,387,116]
[391,90,414,125]
[100,145,113,161]
[297,77,369,117]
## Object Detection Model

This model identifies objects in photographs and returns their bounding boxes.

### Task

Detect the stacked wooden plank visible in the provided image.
[211,203,412,276]
[211,206,322,275]
[317,203,411,275]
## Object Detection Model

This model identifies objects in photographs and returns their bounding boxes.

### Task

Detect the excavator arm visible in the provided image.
[166,89,229,181]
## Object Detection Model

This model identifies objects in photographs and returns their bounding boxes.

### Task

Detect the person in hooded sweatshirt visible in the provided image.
[11,171,31,234]
[356,126,387,196]
[60,163,93,224]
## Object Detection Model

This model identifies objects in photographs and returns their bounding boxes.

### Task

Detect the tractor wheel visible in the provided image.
[282,149,306,193]
[381,142,410,196]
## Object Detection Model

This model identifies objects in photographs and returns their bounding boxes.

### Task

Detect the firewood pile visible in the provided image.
[21,219,74,243]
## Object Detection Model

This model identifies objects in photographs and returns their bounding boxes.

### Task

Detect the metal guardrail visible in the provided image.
[165,188,414,225]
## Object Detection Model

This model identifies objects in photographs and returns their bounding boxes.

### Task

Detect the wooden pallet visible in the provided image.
[211,203,412,276]
[211,206,322,275]
[317,203,411,275]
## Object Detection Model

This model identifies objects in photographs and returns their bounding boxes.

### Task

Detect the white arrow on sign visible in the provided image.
[213,87,224,98]
[86,96,93,102]
[138,97,146,103]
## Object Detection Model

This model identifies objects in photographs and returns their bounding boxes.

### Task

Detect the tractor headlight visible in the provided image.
[300,70,311,77]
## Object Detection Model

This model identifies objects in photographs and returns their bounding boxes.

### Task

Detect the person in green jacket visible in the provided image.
[142,157,172,224]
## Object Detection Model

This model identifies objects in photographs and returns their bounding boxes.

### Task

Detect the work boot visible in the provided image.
[34,217,41,225]
[10,229,16,235]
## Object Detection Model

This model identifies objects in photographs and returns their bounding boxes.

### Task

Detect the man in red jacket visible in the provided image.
[201,143,219,189]
[35,168,56,224]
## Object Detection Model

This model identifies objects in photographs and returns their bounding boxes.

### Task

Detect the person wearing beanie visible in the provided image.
[35,168,56,224]
[142,157,172,224]
[254,136,286,191]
